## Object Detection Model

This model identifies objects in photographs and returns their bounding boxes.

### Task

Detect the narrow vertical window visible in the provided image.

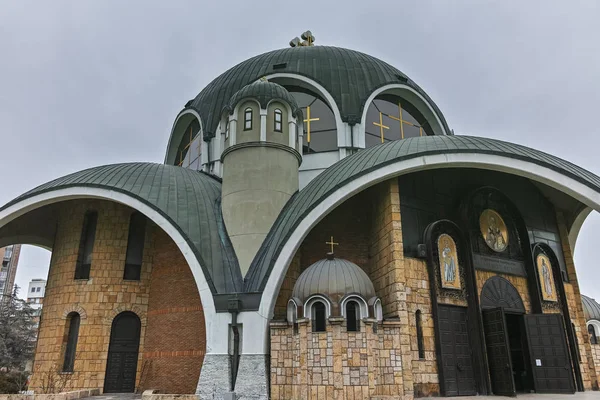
[63,312,80,372]
[274,109,283,132]
[589,325,598,345]
[74,211,97,280]
[346,301,360,332]
[244,108,253,130]
[416,310,425,359]
[123,212,146,280]
[312,302,326,332]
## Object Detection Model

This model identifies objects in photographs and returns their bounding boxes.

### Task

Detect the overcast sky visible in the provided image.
[1,1,600,301]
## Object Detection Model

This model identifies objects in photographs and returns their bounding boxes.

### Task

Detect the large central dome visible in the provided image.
[187,46,449,138]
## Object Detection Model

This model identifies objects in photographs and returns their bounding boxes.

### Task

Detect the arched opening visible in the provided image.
[364,94,431,148]
[274,108,283,133]
[346,300,360,332]
[123,212,146,281]
[312,301,326,332]
[174,117,202,169]
[74,210,97,280]
[104,311,141,393]
[62,312,80,372]
[588,324,598,344]
[244,107,253,131]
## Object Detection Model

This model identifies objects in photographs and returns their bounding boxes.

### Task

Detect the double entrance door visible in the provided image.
[482,308,575,396]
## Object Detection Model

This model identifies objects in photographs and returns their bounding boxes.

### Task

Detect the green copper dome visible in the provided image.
[186,46,449,138]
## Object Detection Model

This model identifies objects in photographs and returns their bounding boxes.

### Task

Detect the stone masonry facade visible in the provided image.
[29,199,205,394]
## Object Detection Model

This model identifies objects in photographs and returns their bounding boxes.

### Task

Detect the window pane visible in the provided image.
[175,118,201,167]
[124,212,146,280]
[63,313,80,372]
[312,302,326,332]
[75,211,97,280]
[346,301,360,332]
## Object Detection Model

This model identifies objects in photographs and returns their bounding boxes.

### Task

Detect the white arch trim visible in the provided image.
[259,152,600,318]
[0,187,224,351]
[164,109,204,165]
[340,294,369,320]
[266,73,346,147]
[303,295,332,319]
[359,83,449,137]
[588,320,600,340]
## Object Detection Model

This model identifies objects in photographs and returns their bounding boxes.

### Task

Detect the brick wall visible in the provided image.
[141,229,205,394]
[30,200,153,392]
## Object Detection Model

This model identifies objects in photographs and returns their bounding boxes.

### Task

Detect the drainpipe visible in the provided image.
[228,298,241,391]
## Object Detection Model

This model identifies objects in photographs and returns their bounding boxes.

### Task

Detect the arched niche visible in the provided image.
[480,276,526,314]
[165,110,203,169]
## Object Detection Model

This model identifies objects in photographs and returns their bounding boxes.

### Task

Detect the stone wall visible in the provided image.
[30,200,153,392]
[141,230,206,394]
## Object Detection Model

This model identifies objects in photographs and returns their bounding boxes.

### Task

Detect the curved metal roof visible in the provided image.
[292,256,375,303]
[226,80,302,117]
[0,163,242,294]
[244,135,600,292]
[185,45,449,138]
[582,295,600,321]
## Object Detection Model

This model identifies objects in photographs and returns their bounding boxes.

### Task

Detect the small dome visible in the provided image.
[226,80,301,117]
[582,295,600,321]
[292,254,375,304]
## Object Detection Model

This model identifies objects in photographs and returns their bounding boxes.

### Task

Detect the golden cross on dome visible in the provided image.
[326,236,339,253]
[303,106,320,143]
[387,103,423,139]
[372,112,389,143]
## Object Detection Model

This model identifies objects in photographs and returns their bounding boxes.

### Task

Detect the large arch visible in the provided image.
[0,187,224,354]
[164,109,204,165]
[257,152,600,321]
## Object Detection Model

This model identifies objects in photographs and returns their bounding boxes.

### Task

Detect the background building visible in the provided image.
[26,278,46,321]
[0,244,21,300]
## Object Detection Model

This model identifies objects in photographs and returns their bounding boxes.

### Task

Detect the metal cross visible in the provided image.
[303,106,320,143]
[326,236,339,253]
[372,112,389,143]
[387,103,422,139]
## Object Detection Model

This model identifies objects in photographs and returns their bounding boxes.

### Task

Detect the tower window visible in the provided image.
[416,310,425,359]
[123,212,146,281]
[244,108,253,131]
[62,312,80,372]
[274,109,283,132]
[346,301,360,332]
[74,211,97,280]
[312,302,326,332]
[589,325,598,345]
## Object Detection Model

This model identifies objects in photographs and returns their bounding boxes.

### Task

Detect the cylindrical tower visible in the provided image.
[221,80,302,276]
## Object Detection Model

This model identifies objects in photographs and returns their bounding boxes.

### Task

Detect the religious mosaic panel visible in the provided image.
[536,253,558,302]
[479,209,508,253]
[437,233,461,290]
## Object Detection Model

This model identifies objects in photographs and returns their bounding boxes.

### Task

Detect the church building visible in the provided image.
[2,31,600,399]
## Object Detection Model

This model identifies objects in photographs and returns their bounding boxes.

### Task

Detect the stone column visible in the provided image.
[197,354,232,400]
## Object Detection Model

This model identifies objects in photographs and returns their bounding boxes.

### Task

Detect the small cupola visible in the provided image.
[288,252,382,332]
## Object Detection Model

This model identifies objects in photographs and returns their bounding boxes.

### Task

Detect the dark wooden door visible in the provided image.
[482,308,516,396]
[524,314,575,394]
[438,305,476,396]
[104,312,141,393]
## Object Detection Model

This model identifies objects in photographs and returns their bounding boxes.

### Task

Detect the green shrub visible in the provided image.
[0,371,29,394]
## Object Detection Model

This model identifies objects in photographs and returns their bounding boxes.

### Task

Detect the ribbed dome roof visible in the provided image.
[292,255,375,303]
[226,80,301,117]
[582,295,600,321]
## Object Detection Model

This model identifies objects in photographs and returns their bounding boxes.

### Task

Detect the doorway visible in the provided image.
[104,312,141,393]
[504,313,533,393]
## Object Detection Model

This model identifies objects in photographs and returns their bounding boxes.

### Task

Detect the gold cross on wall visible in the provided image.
[326,236,339,253]
[372,112,389,143]
[303,106,320,143]
[387,103,423,138]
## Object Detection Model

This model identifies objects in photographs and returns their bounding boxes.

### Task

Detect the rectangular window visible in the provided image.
[74,211,97,280]
[31,287,36,293]
[123,212,146,281]
[274,109,283,133]
[244,108,253,131]
[36,287,41,292]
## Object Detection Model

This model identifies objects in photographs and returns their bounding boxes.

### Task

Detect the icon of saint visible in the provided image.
[442,243,456,284]
[541,257,553,297]
[485,215,507,252]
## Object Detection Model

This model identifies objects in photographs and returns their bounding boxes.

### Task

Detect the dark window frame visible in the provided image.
[346,300,360,332]
[123,212,146,281]
[274,108,283,132]
[74,211,97,280]
[589,324,598,345]
[244,108,253,131]
[312,301,327,333]
[62,312,80,372]
[416,310,425,359]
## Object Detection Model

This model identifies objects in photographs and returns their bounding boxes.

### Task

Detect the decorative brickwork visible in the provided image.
[141,229,205,394]
[30,200,153,392]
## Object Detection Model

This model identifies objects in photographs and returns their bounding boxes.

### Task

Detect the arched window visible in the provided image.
[244,108,253,131]
[274,109,283,132]
[416,310,425,359]
[75,211,97,280]
[123,212,146,280]
[62,312,81,372]
[312,302,326,332]
[365,95,431,148]
[589,324,598,345]
[346,301,360,332]
[175,118,201,169]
